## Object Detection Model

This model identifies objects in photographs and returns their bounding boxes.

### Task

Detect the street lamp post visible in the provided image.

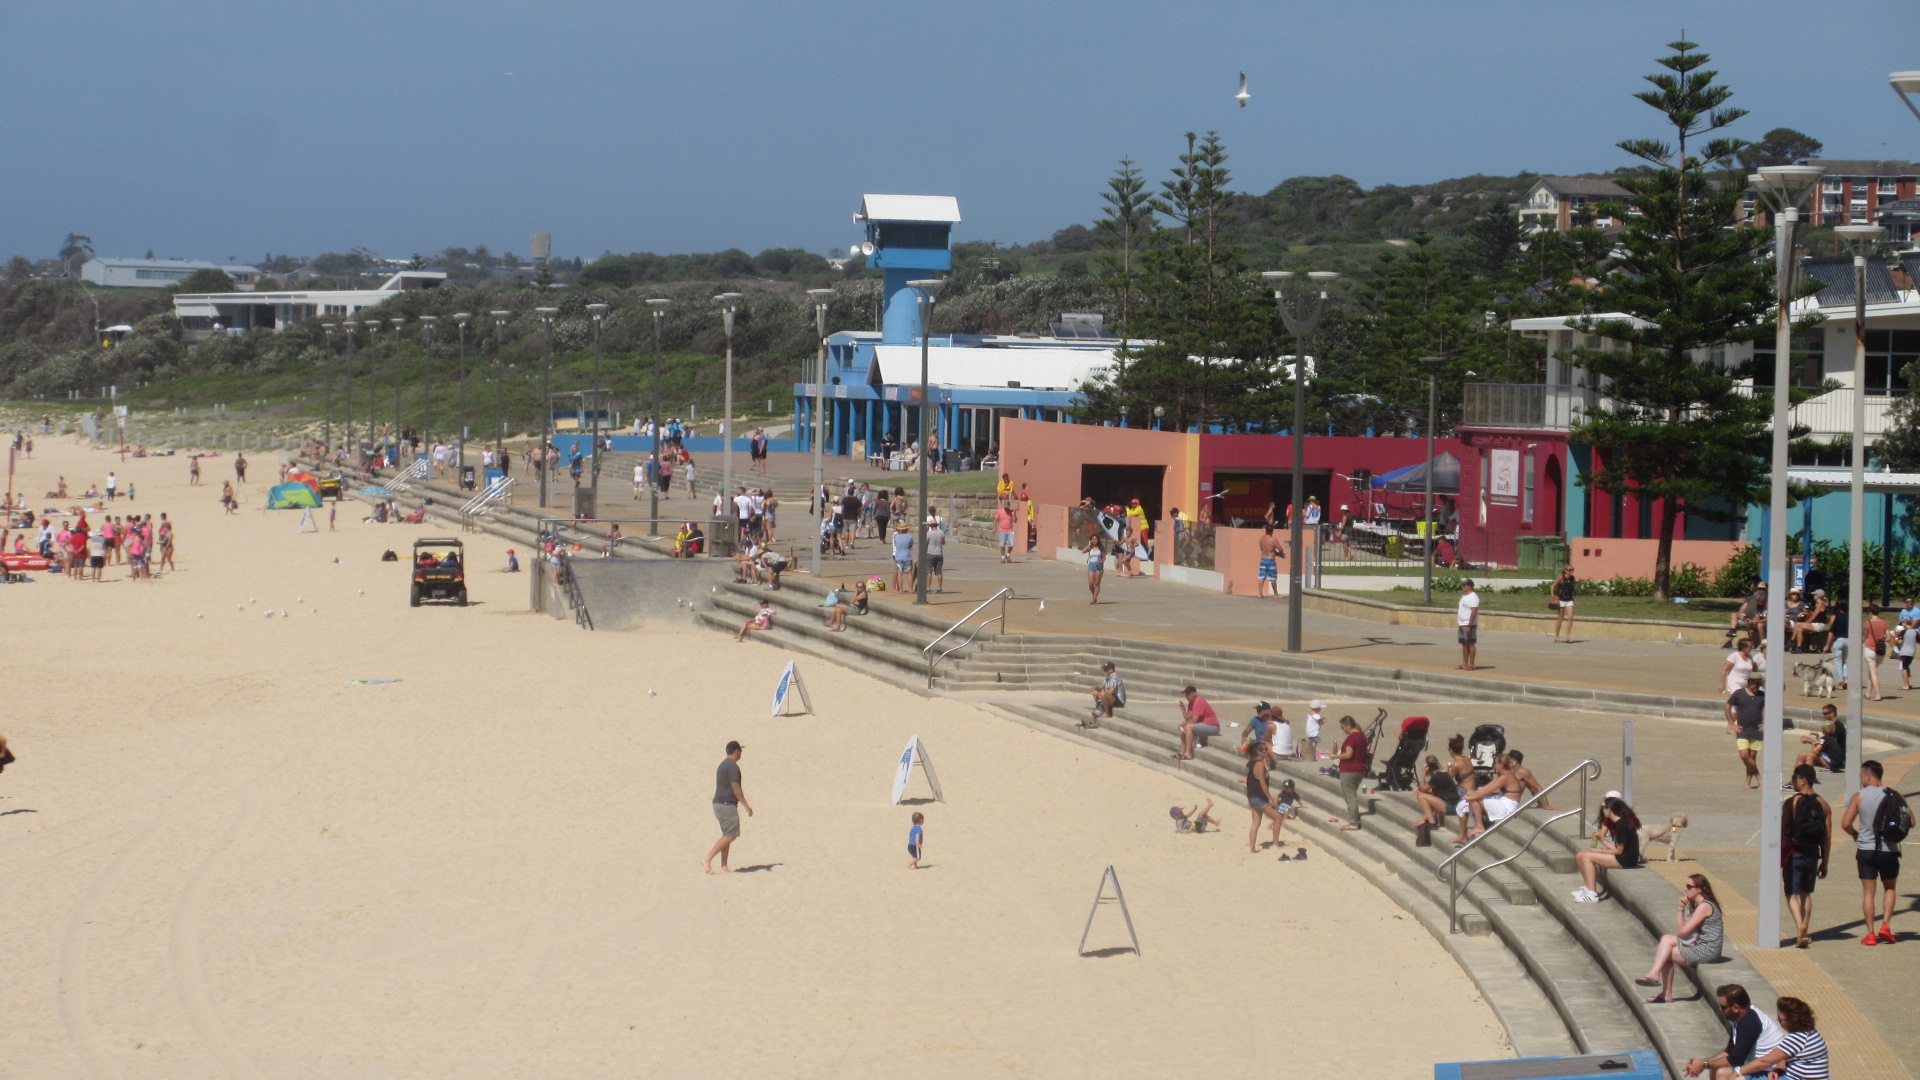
[418,315,438,459]
[1750,163,1824,950]
[908,279,946,605]
[321,323,336,455]
[1419,356,1446,605]
[534,307,560,509]
[453,312,471,477]
[1154,405,1165,431]
[1835,223,1884,802]
[806,288,835,578]
[1119,405,1129,428]
[343,319,358,459]
[586,302,610,492]
[387,317,407,466]
[715,293,745,517]
[646,299,670,529]
[490,311,511,467]
[1264,269,1341,652]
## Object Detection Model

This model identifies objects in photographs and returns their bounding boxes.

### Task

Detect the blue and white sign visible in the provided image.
[770,660,813,717]
[890,735,944,805]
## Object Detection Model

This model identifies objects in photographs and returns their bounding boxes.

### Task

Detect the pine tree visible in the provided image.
[1567,40,1805,600]
[1094,158,1153,352]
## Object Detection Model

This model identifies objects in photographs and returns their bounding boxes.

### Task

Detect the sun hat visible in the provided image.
[1309,699,1324,710]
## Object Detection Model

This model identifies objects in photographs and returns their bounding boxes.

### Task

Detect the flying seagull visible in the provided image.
[1235,72,1250,108]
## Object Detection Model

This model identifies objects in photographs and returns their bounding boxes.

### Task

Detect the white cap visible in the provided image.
[1309,699,1324,710]
[1604,790,1622,801]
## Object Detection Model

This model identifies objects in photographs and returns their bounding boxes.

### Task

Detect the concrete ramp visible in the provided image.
[564,558,729,630]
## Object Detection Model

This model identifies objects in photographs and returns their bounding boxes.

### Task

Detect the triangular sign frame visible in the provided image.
[297,508,317,533]
[1077,864,1141,957]
[890,735,944,805]
[771,661,813,717]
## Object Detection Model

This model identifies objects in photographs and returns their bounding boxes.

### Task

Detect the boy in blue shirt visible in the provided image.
[907,812,925,868]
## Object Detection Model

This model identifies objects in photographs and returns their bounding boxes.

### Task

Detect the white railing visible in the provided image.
[459,475,514,530]
[380,457,429,494]
[1772,387,1898,439]
[1466,382,1901,439]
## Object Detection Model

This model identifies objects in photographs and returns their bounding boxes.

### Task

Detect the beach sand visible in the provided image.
[0,435,1509,1077]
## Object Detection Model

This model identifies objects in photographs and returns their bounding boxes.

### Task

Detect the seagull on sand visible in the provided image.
[1235,72,1250,108]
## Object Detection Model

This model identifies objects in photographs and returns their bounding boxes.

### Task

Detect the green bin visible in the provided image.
[1543,539,1571,569]
[1515,536,1542,569]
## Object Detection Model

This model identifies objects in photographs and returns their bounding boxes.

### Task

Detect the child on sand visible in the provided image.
[1170,799,1220,834]
[907,812,925,868]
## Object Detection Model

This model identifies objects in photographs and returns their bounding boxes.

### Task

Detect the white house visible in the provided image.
[172,270,446,337]
[82,257,262,290]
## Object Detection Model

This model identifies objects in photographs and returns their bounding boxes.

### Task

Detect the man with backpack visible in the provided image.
[1840,759,1911,946]
[1781,764,1831,949]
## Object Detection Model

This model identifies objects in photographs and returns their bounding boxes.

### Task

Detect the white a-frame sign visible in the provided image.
[889,735,944,805]
[1077,864,1141,957]
[770,661,813,717]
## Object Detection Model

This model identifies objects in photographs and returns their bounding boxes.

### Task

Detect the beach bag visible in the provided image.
[822,589,841,608]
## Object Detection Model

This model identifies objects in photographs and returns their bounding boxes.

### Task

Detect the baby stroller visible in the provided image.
[1467,723,1507,783]
[1380,716,1431,792]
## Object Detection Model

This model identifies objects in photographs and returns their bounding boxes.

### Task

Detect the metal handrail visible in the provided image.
[459,476,514,530]
[923,587,1015,687]
[381,457,429,494]
[1435,758,1600,934]
[552,548,593,630]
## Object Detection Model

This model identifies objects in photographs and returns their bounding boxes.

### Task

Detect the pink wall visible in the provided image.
[999,419,1195,519]
[1570,538,1742,582]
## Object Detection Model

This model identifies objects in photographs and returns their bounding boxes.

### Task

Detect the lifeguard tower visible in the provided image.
[855,194,960,345]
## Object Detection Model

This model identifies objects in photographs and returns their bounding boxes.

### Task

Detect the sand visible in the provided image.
[0,434,1509,1078]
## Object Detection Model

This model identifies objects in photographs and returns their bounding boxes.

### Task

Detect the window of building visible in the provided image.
[134,267,192,280]
[1752,331,1825,389]
[874,223,950,251]
[1522,450,1536,523]
[1865,330,1920,395]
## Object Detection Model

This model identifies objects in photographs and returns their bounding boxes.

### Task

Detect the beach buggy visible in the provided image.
[410,537,468,607]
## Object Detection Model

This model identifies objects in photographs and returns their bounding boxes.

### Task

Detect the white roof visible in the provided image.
[174,303,218,318]
[1507,312,1655,332]
[856,194,961,224]
[86,257,260,274]
[870,344,1109,391]
[1789,468,1920,494]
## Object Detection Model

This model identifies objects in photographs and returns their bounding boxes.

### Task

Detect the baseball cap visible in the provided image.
[1604,790,1622,801]
[1130,498,1140,504]
[1309,699,1324,710]
[725,740,744,754]
[1256,700,1272,712]
[1100,661,1115,671]
[1792,763,1820,785]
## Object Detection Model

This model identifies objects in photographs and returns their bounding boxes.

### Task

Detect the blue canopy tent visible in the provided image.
[1372,452,1461,495]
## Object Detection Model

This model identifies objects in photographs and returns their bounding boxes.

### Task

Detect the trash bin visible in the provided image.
[1515,536,1543,569]
[1385,534,1404,560]
[460,465,476,490]
[571,487,597,520]
[1542,539,1571,569]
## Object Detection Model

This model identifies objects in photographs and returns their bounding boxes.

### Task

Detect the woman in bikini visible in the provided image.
[1456,754,1526,845]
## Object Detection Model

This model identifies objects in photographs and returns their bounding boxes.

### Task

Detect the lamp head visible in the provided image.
[321,323,336,331]
[586,303,610,317]
[1833,224,1886,255]
[1892,71,1920,94]
[1752,164,1826,205]
[418,315,437,325]
[1154,406,1165,418]
[716,292,745,308]
[1261,270,1296,283]
[489,310,512,321]
[454,312,471,327]
[344,320,359,330]
[646,298,671,311]
[534,306,560,320]
[906,278,946,300]
[806,288,835,305]
[1418,355,1445,365]
[1307,271,1341,282]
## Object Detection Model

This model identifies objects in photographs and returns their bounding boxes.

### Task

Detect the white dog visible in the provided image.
[1793,658,1838,699]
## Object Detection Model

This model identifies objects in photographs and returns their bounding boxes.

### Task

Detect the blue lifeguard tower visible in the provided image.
[860,194,959,346]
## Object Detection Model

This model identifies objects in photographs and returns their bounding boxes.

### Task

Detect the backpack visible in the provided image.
[1789,794,1827,848]
[1873,789,1913,850]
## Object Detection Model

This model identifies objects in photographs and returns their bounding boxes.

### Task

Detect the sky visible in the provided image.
[3,1,1916,266]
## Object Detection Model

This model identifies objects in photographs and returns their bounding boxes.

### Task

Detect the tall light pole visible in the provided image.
[1265,269,1340,652]
[490,311,512,467]
[806,288,834,578]
[386,316,407,465]
[343,319,358,459]
[1750,162,1824,949]
[716,292,745,515]
[586,302,610,493]
[1835,223,1884,802]
[647,298,670,529]
[1419,356,1446,604]
[417,314,438,457]
[908,278,946,605]
[453,312,471,477]
[534,306,560,509]
[321,323,337,455]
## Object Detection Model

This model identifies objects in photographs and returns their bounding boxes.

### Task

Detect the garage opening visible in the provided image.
[1080,464,1164,521]
[1211,469,1332,525]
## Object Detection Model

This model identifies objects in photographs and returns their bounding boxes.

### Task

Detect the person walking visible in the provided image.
[1084,535,1105,605]
[994,500,1018,563]
[1456,578,1481,670]
[1861,602,1889,701]
[1720,638,1757,695]
[1245,740,1282,853]
[1257,523,1281,600]
[1840,759,1910,945]
[703,741,753,874]
[1725,675,1765,790]
[1334,715,1370,831]
[1781,764,1831,949]
[1550,563,1577,643]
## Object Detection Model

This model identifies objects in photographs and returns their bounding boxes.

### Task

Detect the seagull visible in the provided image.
[1235,72,1250,108]
[503,71,513,76]
[647,689,656,696]
[1037,599,1046,614]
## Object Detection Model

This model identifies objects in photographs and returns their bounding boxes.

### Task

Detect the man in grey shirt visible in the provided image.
[704,741,754,874]
[924,515,947,593]
[1724,675,1765,790]
[1841,759,1907,945]
[1085,661,1126,727]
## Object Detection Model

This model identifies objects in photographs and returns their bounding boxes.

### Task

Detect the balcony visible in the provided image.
[1464,382,1900,439]
[1461,383,1598,430]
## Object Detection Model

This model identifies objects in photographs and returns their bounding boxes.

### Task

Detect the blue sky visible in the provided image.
[3,1,1915,265]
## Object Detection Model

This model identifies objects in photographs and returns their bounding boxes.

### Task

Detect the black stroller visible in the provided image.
[1380,716,1432,792]
[1467,723,1507,783]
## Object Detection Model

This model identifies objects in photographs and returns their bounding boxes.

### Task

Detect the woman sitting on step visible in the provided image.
[1635,873,1722,1004]
[1571,796,1644,904]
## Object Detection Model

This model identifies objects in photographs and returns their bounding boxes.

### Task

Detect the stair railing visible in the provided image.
[923,587,1016,688]
[552,546,593,630]
[1435,758,1600,934]
[381,457,429,494]
[459,475,514,531]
